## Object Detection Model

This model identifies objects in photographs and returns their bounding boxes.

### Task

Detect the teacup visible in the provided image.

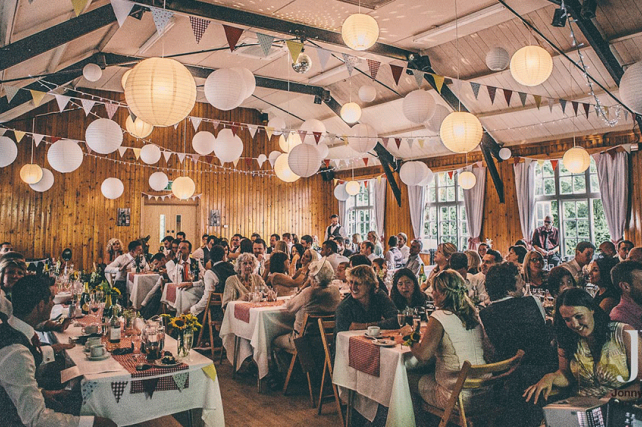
[85,337,101,350]
[84,324,99,335]
[367,326,381,337]
[90,344,107,358]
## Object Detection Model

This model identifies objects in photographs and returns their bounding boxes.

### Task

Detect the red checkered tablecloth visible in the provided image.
[165,283,178,304]
[348,335,382,377]
[111,353,188,378]
[233,301,284,323]
[129,373,190,394]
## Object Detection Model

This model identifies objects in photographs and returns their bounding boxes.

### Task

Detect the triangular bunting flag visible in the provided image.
[110,381,128,403]
[14,131,26,143]
[0,129,7,137]
[376,175,382,183]
[537,159,545,166]
[247,125,258,139]
[583,103,591,119]
[297,130,307,141]
[418,139,424,148]
[117,147,127,157]
[30,90,46,107]
[559,99,567,114]
[104,102,118,119]
[268,156,277,168]
[147,194,152,200]
[470,82,481,100]
[81,381,98,405]
[55,94,71,112]
[33,134,44,147]
[191,117,202,132]
[550,160,559,170]
[191,154,200,163]
[110,0,134,27]
[324,159,331,168]
[81,99,96,116]
[189,16,210,44]
[50,137,61,144]
[178,153,186,163]
[381,137,389,148]
[534,95,542,109]
[244,158,252,168]
[163,151,172,162]
[367,59,381,80]
[333,178,338,185]
[223,25,244,51]
[71,0,89,17]
[231,122,242,137]
[154,196,160,201]
[413,69,424,88]
[4,85,19,103]
[448,170,454,180]
[151,7,174,36]
[395,138,402,149]
[342,53,355,76]
[256,33,275,57]
[265,127,274,140]
[572,101,579,116]
[407,138,414,149]
[390,64,404,86]
[204,155,213,164]
[487,86,497,104]
[173,372,189,392]
[622,143,632,154]
[433,74,445,93]
[132,148,141,160]
[502,89,512,106]
[286,40,304,62]
[548,98,555,113]
[211,120,220,130]
[142,378,159,399]
[363,157,369,167]
[315,47,331,71]
[173,123,179,130]
[518,92,527,107]
[233,159,239,168]
[202,364,217,382]
[128,109,137,123]
[313,132,322,144]
[256,155,266,168]
[364,181,368,188]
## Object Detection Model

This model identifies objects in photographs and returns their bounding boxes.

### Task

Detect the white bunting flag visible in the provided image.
[247,124,258,139]
[256,33,274,57]
[81,99,96,116]
[162,151,171,162]
[191,154,200,163]
[342,53,355,76]
[104,102,118,119]
[110,0,135,27]
[173,123,179,130]
[177,153,186,163]
[132,148,141,160]
[55,94,71,112]
[33,134,44,147]
[191,117,202,132]
[117,147,127,157]
[316,47,331,71]
[4,85,20,103]
[151,7,174,36]
[211,120,220,130]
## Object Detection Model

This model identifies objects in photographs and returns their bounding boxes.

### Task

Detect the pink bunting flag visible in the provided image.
[487,86,497,104]
[191,117,202,132]
[381,137,389,148]
[394,138,402,149]
[298,130,307,140]
[223,25,244,52]
[313,132,322,144]
[503,89,513,106]
[367,59,380,80]
[390,65,404,86]
[104,102,118,119]
[231,122,242,137]
[189,16,210,44]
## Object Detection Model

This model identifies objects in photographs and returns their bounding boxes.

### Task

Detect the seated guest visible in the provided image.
[334,237,352,258]
[359,241,376,261]
[367,231,384,257]
[291,249,320,289]
[335,265,398,333]
[547,266,577,298]
[397,232,410,264]
[411,269,489,412]
[148,253,167,274]
[349,233,361,254]
[192,235,215,266]
[350,255,387,295]
[390,268,427,310]
[384,236,405,270]
[190,246,235,318]
[274,240,289,256]
[166,241,202,285]
[610,261,642,330]
[525,288,642,402]
[161,235,174,257]
[267,252,298,297]
[0,276,116,427]
[176,231,186,242]
[253,238,268,276]
[239,238,253,254]
[477,242,489,259]
[515,239,528,248]
[506,245,528,271]
[321,240,349,273]
[227,234,243,260]
[562,241,595,287]
[251,233,261,242]
[372,258,389,288]
[628,247,642,262]
[465,250,481,275]
[105,240,148,298]
[104,238,123,264]
[290,244,305,275]
[588,256,620,314]
[425,242,457,292]
[335,261,349,285]
[168,239,180,260]
[523,251,548,291]
[267,234,280,254]
[222,253,265,308]
[618,240,635,262]
[300,235,313,251]
[1,257,26,315]
[450,252,488,304]
[598,241,616,258]
[282,233,293,253]
[405,239,425,276]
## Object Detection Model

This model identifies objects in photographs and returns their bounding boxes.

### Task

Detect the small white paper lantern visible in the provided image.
[47,139,83,173]
[317,143,329,159]
[459,171,477,190]
[0,136,18,167]
[30,168,54,192]
[300,119,326,144]
[359,85,377,102]
[341,102,362,124]
[279,132,302,153]
[125,116,154,139]
[418,167,435,186]
[346,180,361,196]
[288,143,321,177]
[121,69,131,90]
[149,171,169,191]
[274,153,300,183]
[485,47,510,71]
[425,105,450,132]
[268,117,287,136]
[140,144,162,164]
[231,67,256,100]
[268,150,281,167]
[348,123,378,154]
[101,177,124,199]
[620,61,642,114]
[563,146,591,174]
[499,147,512,160]
[172,176,196,200]
[440,112,483,153]
[341,13,379,51]
[20,164,44,184]
[83,63,102,82]
[86,118,123,154]
[214,129,243,163]
[334,183,350,201]
[204,68,245,111]
[399,161,429,186]
[403,90,436,124]
[510,46,553,87]
[192,131,216,155]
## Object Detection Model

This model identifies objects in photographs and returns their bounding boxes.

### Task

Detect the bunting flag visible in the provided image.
[204,155,213,164]
[333,178,339,186]
[191,117,202,132]
[286,40,304,62]
[110,0,134,27]
[376,175,382,183]
[502,89,512,107]
[163,151,172,162]
[407,138,414,149]
[297,130,307,141]
[173,372,189,392]
[233,158,239,168]
[223,25,244,52]
[177,153,186,163]
[381,137,389,148]
[81,381,98,405]
[50,137,61,144]
[151,7,174,36]
[548,98,555,113]
[247,124,258,139]
[265,127,274,140]
[413,69,424,88]
[367,59,381,80]
[244,158,252,168]
[191,154,200,163]
[447,170,454,180]
[572,101,579,116]
[202,364,217,382]
[4,85,20,103]
[71,0,89,16]
[231,122,241,137]
[394,138,402,149]
[315,47,331,71]
[14,131,26,143]
[418,138,425,148]
[173,123,179,130]
[559,99,567,114]
[30,90,46,107]
[550,159,559,170]
[54,94,71,112]
[534,95,542,109]
[128,109,137,123]
[118,147,127,157]
[487,86,497,104]
[470,82,481,100]
[189,16,210,44]
[111,381,128,403]
[324,159,331,168]
[390,64,404,86]
[363,157,369,167]
[0,129,5,136]
[256,33,274,57]
[537,159,545,167]
[211,120,220,131]
[104,102,118,119]
[342,54,355,76]
[81,99,95,116]
[363,181,368,188]
[312,132,322,144]
[132,148,141,160]
[432,74,445,93]
[142,378,159,399]
[268,156,277,168]
[518,92,527,107]
[33,134,44,147]
[583,102,590,119]
[86,145,92,154]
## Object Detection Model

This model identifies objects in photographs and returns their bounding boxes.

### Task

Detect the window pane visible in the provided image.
[564,220,577,238]
[438,187,447,202]
[573,175,586,193]
[543,162,554,177]
[577,201,589,218]
[565,239,577,257]
[590,175,599,193]
[544,178,556,196]
[578,220,590,238]
[428,187,436,203]
[563,201,576,219]
[551,200,559,226]
[589,157,597,174]
[592,198,611,244]
[446,187,455,202]
[560,177,573,194]
[535,178,543,196]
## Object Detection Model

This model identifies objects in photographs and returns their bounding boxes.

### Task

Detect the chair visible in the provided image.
[195,292,225,363]
[422,349,525,427]
[317,318,344,426]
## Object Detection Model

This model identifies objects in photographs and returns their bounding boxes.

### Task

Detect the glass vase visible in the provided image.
[177,329,193,360]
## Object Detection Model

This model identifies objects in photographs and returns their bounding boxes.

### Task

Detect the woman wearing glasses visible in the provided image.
[523,251,549,292]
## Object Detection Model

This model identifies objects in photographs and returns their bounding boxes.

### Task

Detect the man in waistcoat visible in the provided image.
[324,214,346,243]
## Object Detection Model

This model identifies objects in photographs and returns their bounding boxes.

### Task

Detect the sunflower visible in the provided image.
[170,318,187,330]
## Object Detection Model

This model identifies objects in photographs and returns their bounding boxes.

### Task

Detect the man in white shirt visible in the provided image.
[397,233,410,263]
[193,235,214,268]
[618,240,635,262]
[252,239,268,276]
[321,240,349,273]
[282,233,293,253]
[323,214,347,242]
[161,236,174,257]
[105,240,148,299]
[359,241,376,261]
[190,246,235,319]
[562,241,595,287]
[405,239,424,276]
[0,276,115,427]
[450,252,489,305]
[166,241,203,285]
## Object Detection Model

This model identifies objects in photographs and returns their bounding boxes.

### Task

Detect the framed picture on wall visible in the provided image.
[117,208,131,226]
[209,209,221,227]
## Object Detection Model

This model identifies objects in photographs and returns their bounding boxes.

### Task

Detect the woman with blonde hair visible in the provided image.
[522,251,548,290]
[424,242,458,292]
[465,250,481,275]
[274,240,289,257]
[367,231,384,257]
[222,253,266,308]
[105,238,124,263]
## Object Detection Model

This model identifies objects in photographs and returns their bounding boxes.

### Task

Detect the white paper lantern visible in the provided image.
[101,178,124,199]
[499,147,512,160]
[399,161,429,186]
[359,85,377,102]
[334,183,350,201]
[125,116,154,139]
[279,132,302,153]
[121,69,131,90]
[268,117,287,136]
[149,171,169,191]
[0,136,18,168]
[425,105,451,132]
[341,102,362,124]
[620,61,642,114]
[214,129,243,163]
[485,47,510,71]
[30,168,54,192]
[83,63,102,82]
[231,67,256,100]
[85,118,123,154]
[418,167,435,186]
[459,171,477,190]
[125,57,197,127]
[288,143,321,177]
[47,139,83,173]
[510,46,553,87]
[20,164,44,184]
[192,131,216,155]
[140,144,162,164]
[348,123,378,154]
[317,143,329,159]
[341,13,379,51]
[204,68,245,111]
[268,150,281,167]
[274,153,300,183]
[300,119,326,144]
[257,153,267,166]
[172,176,196,200]
[563,146,591,174]
[440,112,483,153]
[346,180,361,196]
[403,90,436,124]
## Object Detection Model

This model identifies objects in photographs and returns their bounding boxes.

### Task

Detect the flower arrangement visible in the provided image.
[97,281,121,297]
[161,313,202,332]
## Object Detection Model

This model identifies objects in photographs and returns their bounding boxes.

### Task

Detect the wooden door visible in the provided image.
[141,200,199,250]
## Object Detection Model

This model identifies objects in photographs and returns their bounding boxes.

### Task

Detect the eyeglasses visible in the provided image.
[544,220,552,224]
[530,258,544,263]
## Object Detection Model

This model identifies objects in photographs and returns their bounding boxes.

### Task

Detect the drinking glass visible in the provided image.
[397,311,405,335]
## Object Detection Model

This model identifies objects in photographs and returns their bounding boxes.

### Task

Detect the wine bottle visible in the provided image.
[418,264,426,287]
[80,282,90,315]
[109,305,121,347]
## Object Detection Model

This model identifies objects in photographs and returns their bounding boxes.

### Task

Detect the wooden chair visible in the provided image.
[195,292,225,363]
[317,318,344,426]
[422,349,525,427]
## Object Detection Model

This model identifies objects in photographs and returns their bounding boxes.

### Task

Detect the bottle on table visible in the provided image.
[418,265,427,288]
[108,305,121,351]
[80,282,91,315]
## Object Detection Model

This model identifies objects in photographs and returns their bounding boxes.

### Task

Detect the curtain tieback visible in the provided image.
[468,236,481,250]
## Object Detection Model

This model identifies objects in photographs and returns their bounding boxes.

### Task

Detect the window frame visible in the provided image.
[345,181,376,238]
[421,172,469,250]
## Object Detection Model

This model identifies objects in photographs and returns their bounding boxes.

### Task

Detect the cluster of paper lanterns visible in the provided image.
[341,13,379,51]
[267,117,286,136]
[299,119,326,144]
[399,161,434,186]
[0,136,54,191]
[562,146,591,173]
[86,118,123,154]
[334,183,349,201]
[278,133,302,153]
[510,46,553,87]
[30,169,54,192]
[274,153,300,183]
[204,67,256,111]
[620,61,642,114]
[125,116,154,139]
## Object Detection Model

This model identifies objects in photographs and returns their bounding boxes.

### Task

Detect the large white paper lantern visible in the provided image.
[486,47,510,71]
[418,167,435,186]
[121,69,131,90]
[125,57,197,127]
[140,144,161,164]
[403,90,436,124]
[399,161,429,186]
[20,164,44,184]
[125,116,154,139]
[620,61,642,114]
[47,139,83,173]
[85,118,123,154]
[563,146,590,173]
[425,105,450,132]
[334,183,350,201]
[279,132,302,153]
[192,131,216,155]
[359,85,377,102]
[101,178,124,199]
[510,46,553,87]
[317,143,329,159]
[341,102,362,124]
[214,129,243,163]
[231,67,256,100]
[149,171,169,191]
[83,63,102,82]
[204,68,245,111]
[172,176,195,200]
[348,123,378,154]
[30,168,54,192]
[346,180,361,196]
[268,150,281,167]
[300,119,326,144]
[459,171,477,190]
[440,112,483,153]
[0,137,18,167]
[341,13,379,51]
[499,147,512,160]
[268,117,287,136]
[288,143,321,177]
[274,153,300,183]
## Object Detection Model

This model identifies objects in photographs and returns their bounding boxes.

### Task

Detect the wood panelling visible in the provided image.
[0,93,334,269]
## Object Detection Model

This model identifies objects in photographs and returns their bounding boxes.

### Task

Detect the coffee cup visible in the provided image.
[84,324,99,335]
[367,326,380,337]
[85,337,101,350]
[90,344,106,358]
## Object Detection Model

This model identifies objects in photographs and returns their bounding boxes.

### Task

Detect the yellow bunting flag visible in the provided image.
[342,135,348,146]
[132,148,141,160]
[265,127,274,140]
[14,131,26,143]
[233,158,239,168]
[286,40,303,62]
[432,74,445,93]
[202,364,217,381]
[537,159,545,166]
[333,178,338,185]
[534,95,542,109]
[30,90,46,107]
[376,175,382,183]
[71,0,89,16]
[418,139,425,148]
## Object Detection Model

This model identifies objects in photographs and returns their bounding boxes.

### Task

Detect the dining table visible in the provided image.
[161,280,204,314]
[127,272,160,309]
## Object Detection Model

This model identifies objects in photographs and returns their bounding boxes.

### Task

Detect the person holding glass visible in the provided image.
[222,253,266,308]
[587,256,620,315]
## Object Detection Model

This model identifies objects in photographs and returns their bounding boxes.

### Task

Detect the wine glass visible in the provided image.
[397,311,405,335]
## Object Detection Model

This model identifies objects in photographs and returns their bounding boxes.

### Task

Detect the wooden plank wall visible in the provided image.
[0,92,334,269]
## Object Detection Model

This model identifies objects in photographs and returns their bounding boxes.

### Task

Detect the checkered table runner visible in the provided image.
[165,283,178,303]
[129,372,190,394]
[233,300,284,323]
[348,335,382,377]
[112,353,188,378]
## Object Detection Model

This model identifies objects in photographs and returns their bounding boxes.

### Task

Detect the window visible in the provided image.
[346,182,376,238]
[422,172,469,250]
[534,158,610,258]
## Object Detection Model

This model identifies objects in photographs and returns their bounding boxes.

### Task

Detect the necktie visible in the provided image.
[183,261,189,282]
[31,333,43,356]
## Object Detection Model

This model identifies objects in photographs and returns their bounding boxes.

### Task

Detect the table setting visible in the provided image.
[161,279,204,313]
[127,272,161,309]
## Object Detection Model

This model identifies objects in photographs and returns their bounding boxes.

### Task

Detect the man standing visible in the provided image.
[335,237,353,258]
[282,233,293,253]
[324,214,346,242]
[531,215,561,267]
[105,240,148,298]
[405,239,424,276]
[397,233,410,263]
[176,232,186,242]
[610,261,642,329]
[618,240,635,262]
[562,241,595,287]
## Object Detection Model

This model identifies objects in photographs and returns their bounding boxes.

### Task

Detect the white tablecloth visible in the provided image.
[219,299,294,379]
[161,280,204,314]
[333,330,416,427]
[127,273,160,309]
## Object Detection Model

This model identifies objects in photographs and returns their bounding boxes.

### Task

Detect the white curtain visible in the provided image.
[338,200,347,235]
[593,151,629,242]
[373,178,387,237]
[513,159,537,244]
[462,166,486,250]
[407,185,425,240]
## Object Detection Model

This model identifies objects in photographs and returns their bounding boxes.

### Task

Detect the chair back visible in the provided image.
[317,318,337,370]
[293,314,334,372]
[462,349,525,390]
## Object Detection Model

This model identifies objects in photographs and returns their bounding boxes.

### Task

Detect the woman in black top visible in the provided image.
[390,268,427,310]
[588,256,620,315]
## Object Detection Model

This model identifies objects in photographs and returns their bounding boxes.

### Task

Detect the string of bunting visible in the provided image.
[142,191,202,201]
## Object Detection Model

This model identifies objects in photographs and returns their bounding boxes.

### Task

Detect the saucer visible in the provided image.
[364,332,383,339]
[373,339,396,347]
[86,353,110,361]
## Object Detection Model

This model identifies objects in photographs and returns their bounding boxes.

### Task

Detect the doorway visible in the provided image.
[141,199,199,251]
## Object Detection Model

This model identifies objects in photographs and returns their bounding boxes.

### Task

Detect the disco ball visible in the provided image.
[292,53,313,74]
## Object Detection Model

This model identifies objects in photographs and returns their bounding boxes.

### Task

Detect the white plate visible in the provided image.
[86,352,110,361]
[373,339,396,347]
[363,332,382,339]
[53,293,72,304]
[154,359,181,368]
